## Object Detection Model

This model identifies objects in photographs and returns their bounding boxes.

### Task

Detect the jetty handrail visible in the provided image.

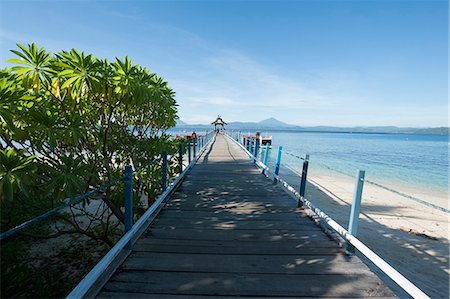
[284,150,305,161]
[0,132,213,242]
[0,175,126,241]
[0,157,161,241]
[280,145,449,213]
[66,131,215,298]
[225,132,430,299]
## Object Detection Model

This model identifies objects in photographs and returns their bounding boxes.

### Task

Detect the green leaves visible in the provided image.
[1,44,183,298]
[7,43,54,91]
[56,49,101,98]
[2,42,178,221]
[47,155,91,199]
[0,149,36,202]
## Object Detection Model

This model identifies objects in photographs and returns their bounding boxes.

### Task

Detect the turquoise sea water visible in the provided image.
[170,129,448,195]
[259,131,448,195]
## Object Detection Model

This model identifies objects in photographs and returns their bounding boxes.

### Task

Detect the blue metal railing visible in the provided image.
[282,149,450,214]
[0,131,215,242]
[67,130,215,299]
[229,129,449,214]
[225,131,430,299]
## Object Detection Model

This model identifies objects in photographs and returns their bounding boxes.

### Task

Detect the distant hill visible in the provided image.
[175,118,449,135]
[257,117,295,128]
[176,117,292,129]
[176,119,187,126]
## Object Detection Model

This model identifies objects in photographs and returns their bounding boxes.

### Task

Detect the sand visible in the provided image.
[277,166,449,298]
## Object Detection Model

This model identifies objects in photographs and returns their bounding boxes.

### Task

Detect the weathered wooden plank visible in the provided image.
[155,209,308,221]
[133,243,343,255]
[180,177,274,185]
[169,193,296,203]
[135,236,339,248]
[152,218,318,230]
[98,292,392,299]
[165,195,295,206]
[175,189,291,198]
[104,271,394,297]
[177,182,289,191]
[122,252,372,275]
[163,206,304,214]
[150,221,322,231]
[165,200,296,209]
[142,228,332,242]
[133,237,343,255]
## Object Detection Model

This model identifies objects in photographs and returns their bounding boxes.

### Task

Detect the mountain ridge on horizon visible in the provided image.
[175,117,449,135]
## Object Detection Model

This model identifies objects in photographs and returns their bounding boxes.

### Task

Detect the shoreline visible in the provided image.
[288,163,448,212]
[278,165,449,298]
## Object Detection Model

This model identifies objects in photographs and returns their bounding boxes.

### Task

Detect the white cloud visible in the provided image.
[182,114,215,124]
[171,48,335,124]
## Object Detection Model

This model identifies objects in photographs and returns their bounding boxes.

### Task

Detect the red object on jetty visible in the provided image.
[175,132,206,140]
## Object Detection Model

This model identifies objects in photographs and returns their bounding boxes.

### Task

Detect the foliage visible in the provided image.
[1,41,179,219]
[0,42,183,297]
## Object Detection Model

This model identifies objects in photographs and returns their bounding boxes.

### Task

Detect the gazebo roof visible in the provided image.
[211,115,227,125]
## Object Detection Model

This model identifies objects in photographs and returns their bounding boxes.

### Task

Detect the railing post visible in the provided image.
[193,138,197,158]
[262,144,270,175]
[254,138,260,162]
[188,141,191,164]
[298,159,309,207]
[274,145,282,182]
[124,165,133,235]
[162,150,167,191]
[249,137,253,154]
[178,143,183,174]
[346,170,365,254]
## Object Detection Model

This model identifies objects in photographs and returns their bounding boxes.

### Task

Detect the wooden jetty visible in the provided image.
[96,134,394,298]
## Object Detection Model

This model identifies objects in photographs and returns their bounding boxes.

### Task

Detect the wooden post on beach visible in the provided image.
[274,146,282,183]
[346,169,365,254]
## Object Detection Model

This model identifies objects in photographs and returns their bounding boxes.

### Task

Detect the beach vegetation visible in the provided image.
[0,43,181,297]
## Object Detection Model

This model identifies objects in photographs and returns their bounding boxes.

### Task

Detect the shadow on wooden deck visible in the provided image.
[96,134,396,298]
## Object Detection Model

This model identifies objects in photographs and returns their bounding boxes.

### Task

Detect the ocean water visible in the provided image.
[259,131,449,196]
[169,128,448,196]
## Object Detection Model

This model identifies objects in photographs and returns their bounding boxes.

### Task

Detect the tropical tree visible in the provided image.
[0,43,180,244]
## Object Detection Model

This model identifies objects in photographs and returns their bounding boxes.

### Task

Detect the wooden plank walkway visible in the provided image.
[97,134,395,298]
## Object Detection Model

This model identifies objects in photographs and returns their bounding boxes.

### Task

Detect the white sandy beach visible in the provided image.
[278,166,449,298]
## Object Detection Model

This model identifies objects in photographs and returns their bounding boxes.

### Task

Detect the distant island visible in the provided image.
[176,117,449,135]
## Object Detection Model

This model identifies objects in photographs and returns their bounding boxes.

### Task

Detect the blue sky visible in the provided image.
[0,0,448,127]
